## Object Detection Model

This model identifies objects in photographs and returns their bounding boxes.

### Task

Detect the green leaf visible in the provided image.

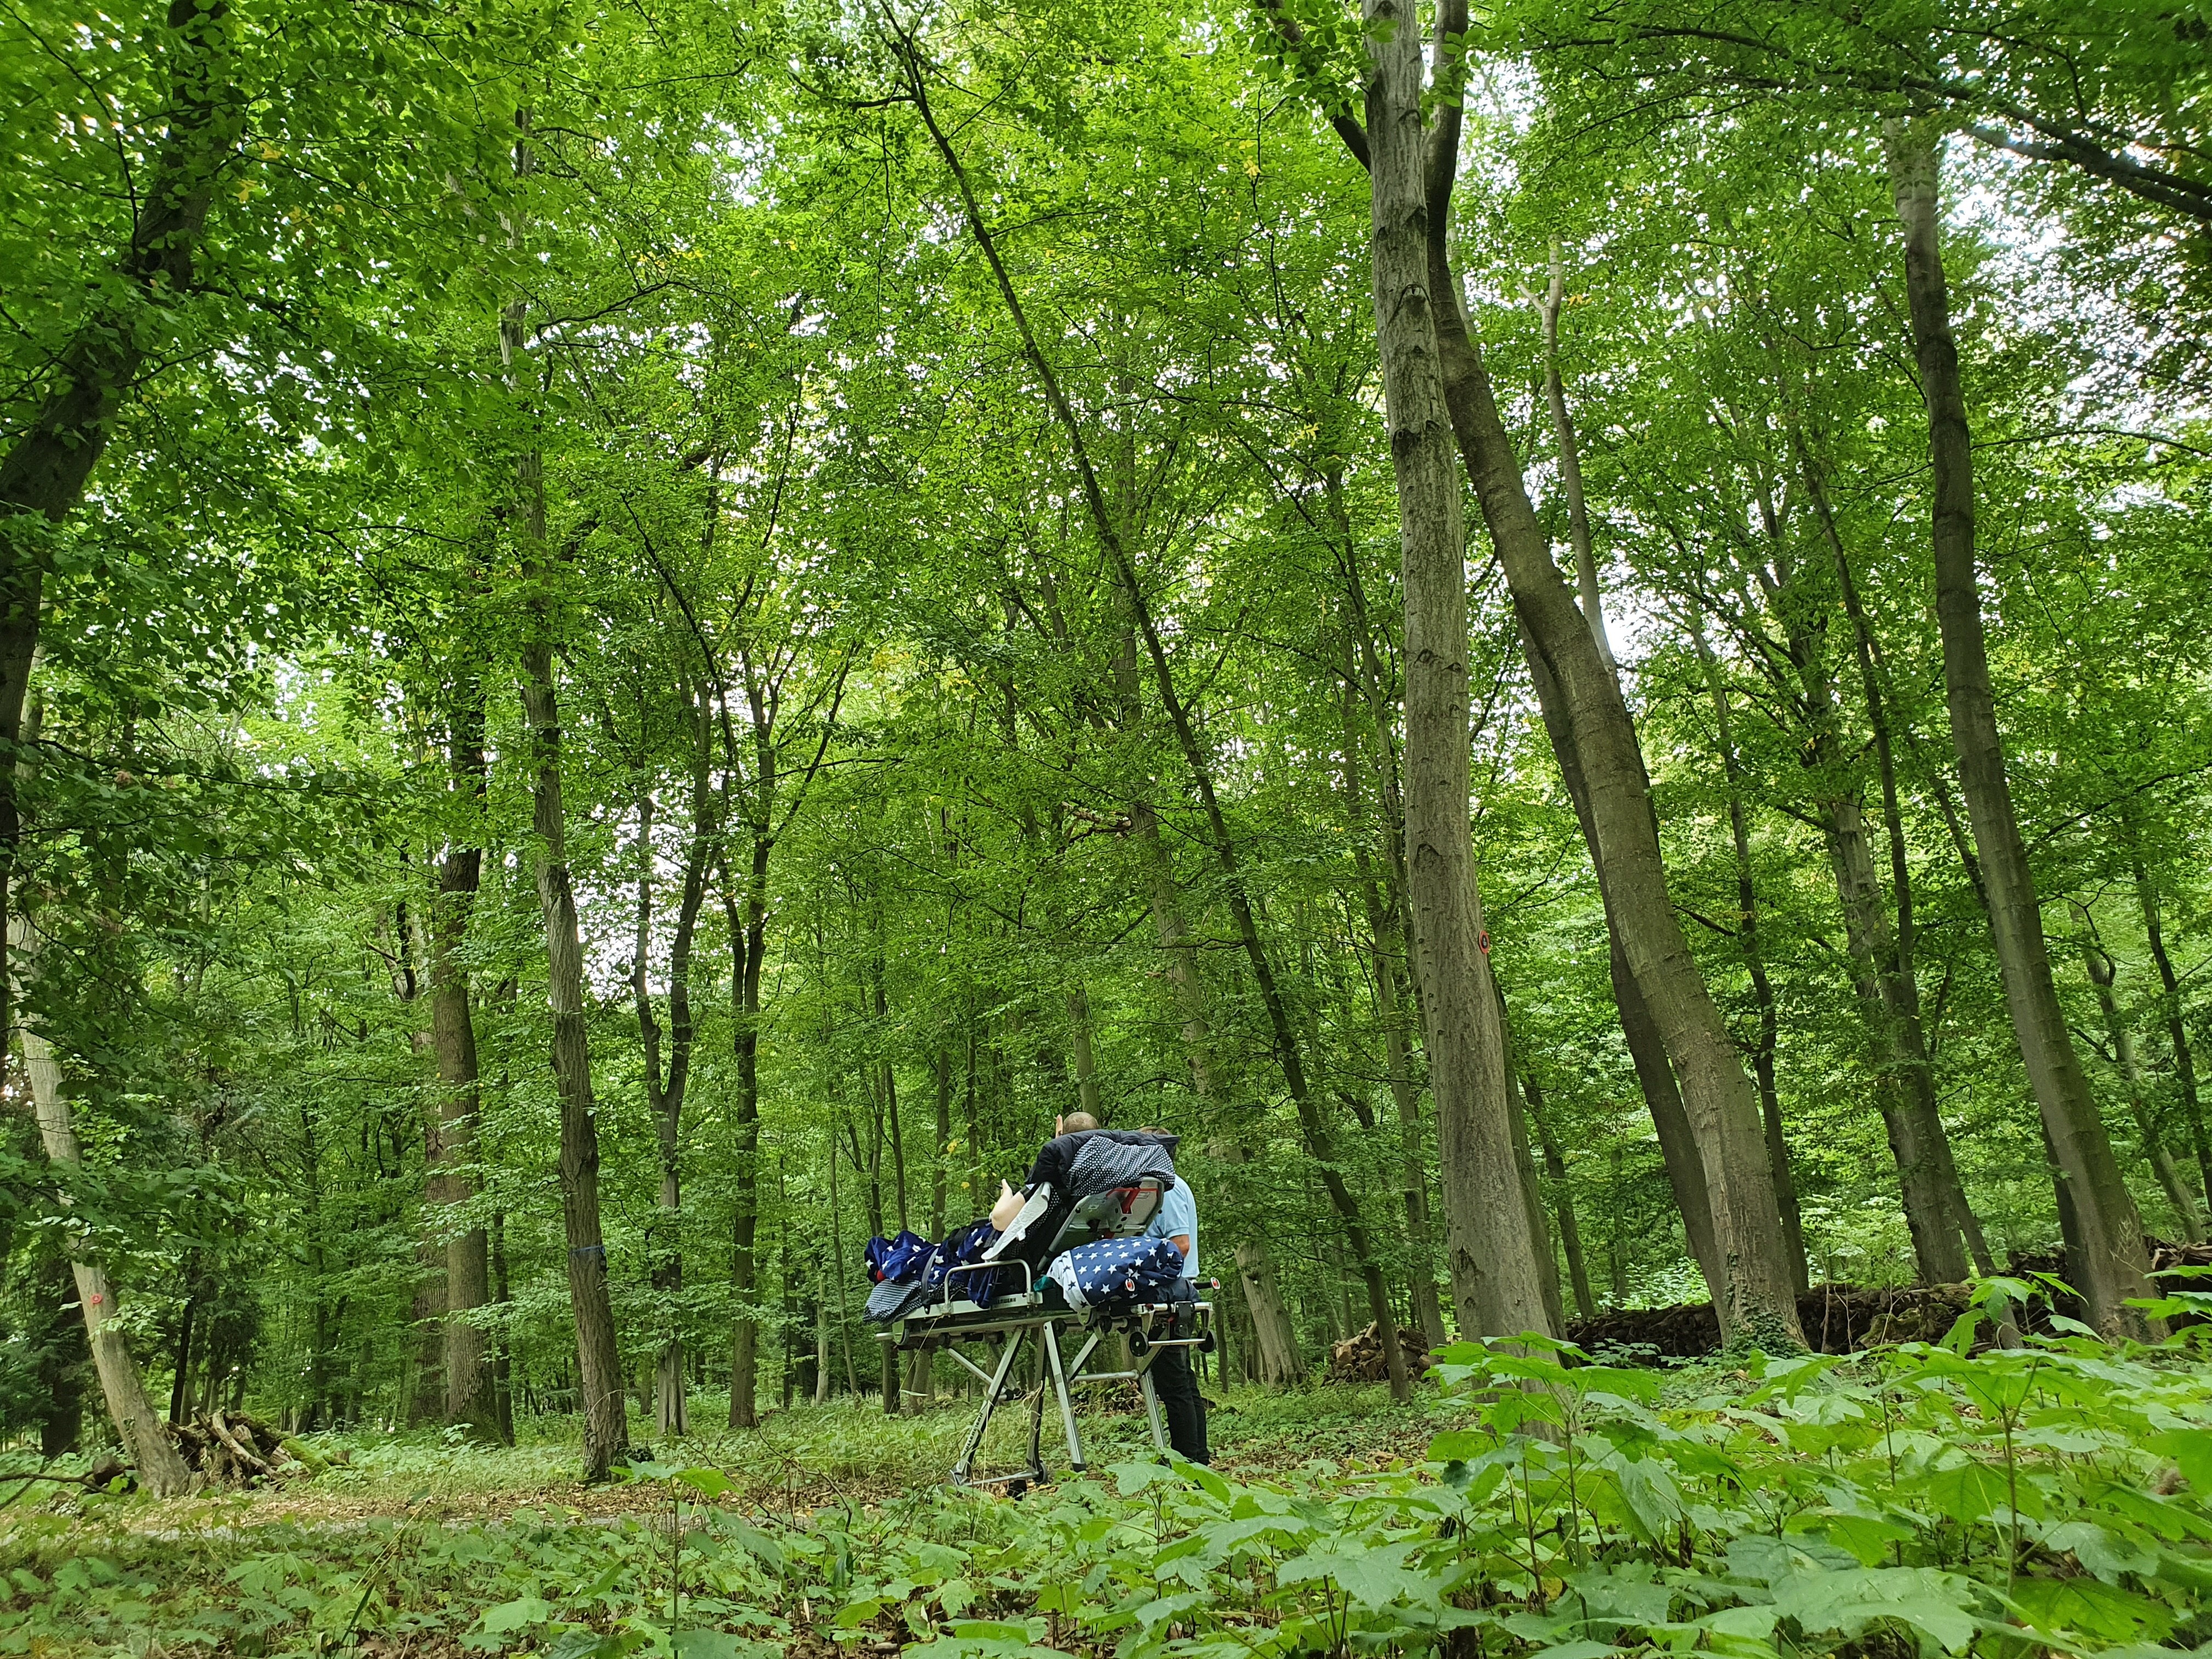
[1277,1541,1435,1610]
[478,1596,555,1636]
[2003,1576,2176,1645]
[2036,1520,2159,1583]
[676,1468,737,1499]
[1770,1567,1980,1653]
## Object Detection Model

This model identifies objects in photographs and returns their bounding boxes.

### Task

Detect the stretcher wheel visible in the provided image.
[1198,1332,1216,1353]
[1130,1332,1150,1356]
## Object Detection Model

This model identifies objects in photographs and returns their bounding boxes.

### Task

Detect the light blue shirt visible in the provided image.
[1147,1181,1199,1277]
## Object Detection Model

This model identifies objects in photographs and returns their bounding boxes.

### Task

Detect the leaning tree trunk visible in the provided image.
[504,109,628,1473]
[900,31,1372,1380]
[1798,452,1994,1276]
[1420,115,1802,1349]
[10,921,193,1496]
[1360,0,1553,1347]
[1297,0,1796,1342]
[2076,916,2205,1243]
[1522,637,1723,1297]
[1884,121,2157,1336]
[430,688,501,1438]
[0,0,238,1056]
[1133,804,1305,1383]
[2132,851,2212,1212]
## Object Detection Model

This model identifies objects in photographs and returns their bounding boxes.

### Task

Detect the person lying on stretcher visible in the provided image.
[987,1111,1180,1232]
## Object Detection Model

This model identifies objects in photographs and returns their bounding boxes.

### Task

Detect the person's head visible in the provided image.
[1054,1111,1099,1136]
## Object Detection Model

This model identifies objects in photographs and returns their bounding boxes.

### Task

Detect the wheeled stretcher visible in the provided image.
[874,1176,1215,1491]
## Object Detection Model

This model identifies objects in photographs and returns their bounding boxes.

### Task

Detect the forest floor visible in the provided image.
[111,1378,1446,1528]
[3,1344,2208,1659]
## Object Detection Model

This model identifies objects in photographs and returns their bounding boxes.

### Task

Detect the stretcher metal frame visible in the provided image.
[881,1261,1216,1490]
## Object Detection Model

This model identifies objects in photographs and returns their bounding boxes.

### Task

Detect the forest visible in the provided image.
[3,0,2211,1656]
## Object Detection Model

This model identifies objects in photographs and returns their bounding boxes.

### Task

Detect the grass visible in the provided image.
[2,1330,2204,1659]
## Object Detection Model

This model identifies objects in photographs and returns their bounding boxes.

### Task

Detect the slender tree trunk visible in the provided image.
[1885,121,2156,1335]
[724,832,771,1429]
[10,922,192,1494]
[498,106,625,1474]
[430,688,500,1437]
[1360,0,1552,1349]
[1338,638,1446,1347]
[932,1048,952,1237]
[1799,453,1995,1276]
[1502,1032,1568,1336]
[2077,913,2205,1242]
[1522,1075,1595,1320]
[636,716,709,1440]
[1691,630,1808,1290]
[878,966,909,1234]
[0,0,238,1058]
[1067,984,1104,1121]
[2134,851,2212,1212]
[1536,242,1616,673]
[899,33,1348,1378]
[1133,804,1303,1381]
[1522,636,1722,1294]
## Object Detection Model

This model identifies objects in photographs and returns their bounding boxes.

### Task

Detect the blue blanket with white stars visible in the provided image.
[1046,1235,1187,1313]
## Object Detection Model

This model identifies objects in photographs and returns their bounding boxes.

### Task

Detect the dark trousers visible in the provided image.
[1149,1301,1209,1463]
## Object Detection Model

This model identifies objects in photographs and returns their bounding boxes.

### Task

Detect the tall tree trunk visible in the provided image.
[723,832,772,1429]
[1522,637,1722,1295]
[431,687,501,1437]
[1066,984,1104,1121]
[2076,913,2205,1242]
[2133,850,2212,1212]
[1884,121,2157,1335]
[1269,0,1758,1324]
[1523,1077,1595,1319]
[10,922,192,1495]
[1334,0,1802,1345]
[1691,629,1808,1290]
[498,106,625,1474]
[510,385,627,1479]
[0,0,238,1058]
[1359,0,1553,1348]
[1798,452,1995,1276]
[1133,804,1304,1382]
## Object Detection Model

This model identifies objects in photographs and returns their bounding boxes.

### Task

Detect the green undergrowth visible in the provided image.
[2,1296,2209,1659]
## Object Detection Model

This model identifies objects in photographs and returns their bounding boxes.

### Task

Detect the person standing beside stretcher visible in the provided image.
[1137,1126,1207,1466]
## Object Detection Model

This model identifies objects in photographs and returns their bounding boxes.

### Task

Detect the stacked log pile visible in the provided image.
[168,1409,313,1486]
[1327,1324,1436,1383]
[1560,1239,2212,1363]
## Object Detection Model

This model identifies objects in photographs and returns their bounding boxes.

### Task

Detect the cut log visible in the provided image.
[1327,1323,1435,1384]
[207,1409,270,1473]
